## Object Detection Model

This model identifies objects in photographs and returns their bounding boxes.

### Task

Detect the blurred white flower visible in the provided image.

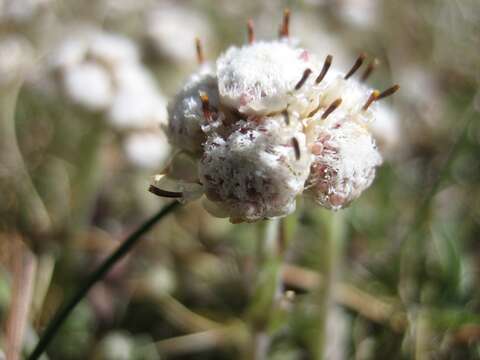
[63,62,113,111]
[335,0,379,29]
[0,0,51,23]
[0,35,34,89]
[146,3,214,63]
[95,332,134,360]
[124,132,170,169]
[51,28,167,128]
[368,105,401,157]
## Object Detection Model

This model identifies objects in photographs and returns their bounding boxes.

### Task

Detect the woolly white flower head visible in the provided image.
[167,66,222,153]
[305,121,382,210]
[217,41,318,114]
[199,116,311,222]
[155,10,399,222]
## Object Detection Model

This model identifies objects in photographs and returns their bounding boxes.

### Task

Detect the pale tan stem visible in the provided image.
[5,237,37,360]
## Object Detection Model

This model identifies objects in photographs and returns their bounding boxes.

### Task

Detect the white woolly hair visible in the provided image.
[216,41,318,115]
[167,70,221,154]
[306,120,382,210]
[199,116,312,222]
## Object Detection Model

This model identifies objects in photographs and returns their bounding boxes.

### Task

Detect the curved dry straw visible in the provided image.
[28,201,180,360]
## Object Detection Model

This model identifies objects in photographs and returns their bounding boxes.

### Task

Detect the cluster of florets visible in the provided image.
[49,27,170,169]
[153,10,398,222]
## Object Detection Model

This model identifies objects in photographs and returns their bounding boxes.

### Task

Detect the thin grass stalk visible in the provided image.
[28,201,180,360]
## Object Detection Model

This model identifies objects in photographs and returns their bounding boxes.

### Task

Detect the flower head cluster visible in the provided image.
[50,27,170,169]
[50,27,167,129]
[154,11,398,222]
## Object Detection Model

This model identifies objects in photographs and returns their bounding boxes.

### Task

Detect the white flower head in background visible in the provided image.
[0,0,51,24]
[50,27,170,170]
[50,27,167,129]
[124,131,171,169]
[146,2,214,64]
[152,9,399,223]
[0,35,34,89]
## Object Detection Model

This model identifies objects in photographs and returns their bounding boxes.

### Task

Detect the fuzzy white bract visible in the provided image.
[158,18,397,222]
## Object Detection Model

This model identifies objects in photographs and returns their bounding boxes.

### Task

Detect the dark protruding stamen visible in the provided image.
[199,91,211,121]
[362,90,380,110]
[316,54,333,84]
[195,38,204,64]
[247,19,255,44]
[149,185,183,198]
[361,58,379,82]
[295,68,313,90]
[322,98,342,119]
[344,53,366,79]
[280,8,291,38]
[282,109,290,125]
[377,84,400,100]
[307,103,322,118]
[291,137,301,160]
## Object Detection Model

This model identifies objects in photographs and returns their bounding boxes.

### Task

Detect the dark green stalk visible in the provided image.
[28,201,180,360]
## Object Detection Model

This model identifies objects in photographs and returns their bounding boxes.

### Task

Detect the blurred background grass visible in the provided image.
[1,0,480,359]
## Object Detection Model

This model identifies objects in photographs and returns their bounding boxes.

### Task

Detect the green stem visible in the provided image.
[310,208,344,360]
[247,218,282,360]
[69,115,106,235]
[27,201,180,360]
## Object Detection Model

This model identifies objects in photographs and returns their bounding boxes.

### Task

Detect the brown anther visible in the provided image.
[195,37,204,64]
[322,98,342,119]
[199,91,211,121]
[291,137,301,160]
[295,68,312,90]
[316,54,333,84]
[307,103,322,118]
[247,19,255,44]
[149,185,183,198]
[361,58,379,81]
[279,8,291,38]
[377,84,400,100]
[344,52,366,79]
[362,90,380,110]
[282,109,290,125]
